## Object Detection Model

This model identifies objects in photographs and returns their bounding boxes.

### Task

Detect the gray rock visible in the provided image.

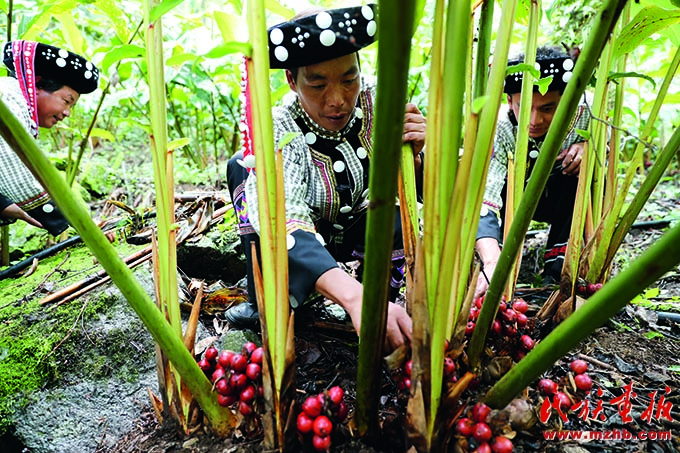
[176,227,246,283]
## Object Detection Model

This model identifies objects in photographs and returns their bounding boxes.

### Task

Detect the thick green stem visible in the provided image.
[472,0,494,101]
[485,221,680,408]
[356,0,415,439]
[0,98,234,435]
[469,0,629,371]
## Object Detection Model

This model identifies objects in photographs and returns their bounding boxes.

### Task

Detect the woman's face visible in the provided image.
[36,86,80,129]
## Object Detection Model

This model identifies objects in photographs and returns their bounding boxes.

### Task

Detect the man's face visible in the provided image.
[508,91,562,138]
[36,85,79,129]
[286,53,361,132]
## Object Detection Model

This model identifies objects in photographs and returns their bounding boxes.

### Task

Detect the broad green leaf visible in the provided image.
[203,42,252,58]
[644,331,664,339]
[22,0,79,39]
[265,0,295,20]
[615,6,680,57]
[506,62,541,79]
[168,138,191,151]
[536,76,553,95]
[166,53,199,67]
[214,11,248,43]
[608,71,657,89]
[575,129,591,141]
[55,13,84,54]
[0,0,7,13]
[94,0,131,43]
[644,287,661,298]
[471,96,489,114]
[100,45,145,74]
[149,0,186,23]
[90,127,115,142]
[278,132,300,149]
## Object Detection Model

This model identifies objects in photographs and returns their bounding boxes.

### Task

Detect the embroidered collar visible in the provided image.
[292,97,359,142]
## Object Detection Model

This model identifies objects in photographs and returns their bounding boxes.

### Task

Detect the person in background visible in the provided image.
[475,45,591,297]
[1,40,99,235]
[225,5,426,353]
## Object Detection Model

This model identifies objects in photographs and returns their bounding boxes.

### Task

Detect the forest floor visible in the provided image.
[104,179,680,453]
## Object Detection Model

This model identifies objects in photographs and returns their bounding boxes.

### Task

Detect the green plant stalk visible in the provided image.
[245,0,286,390]
[399,143,418,249]
[589,45,680,282]
[564,142,594,283]
[472,0,494,101]
[426,0,471,436]
[485,221,680,408]
[469,0,629,371]
[0,97,235,435]
[504,0,539,296]
[356,0,415,438]
[422,0,446,310]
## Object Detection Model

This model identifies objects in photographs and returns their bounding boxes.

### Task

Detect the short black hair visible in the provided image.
[35,78,65,93]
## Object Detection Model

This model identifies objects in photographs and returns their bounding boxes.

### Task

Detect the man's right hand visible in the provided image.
[474,237,502,299]
[0,203,43,228]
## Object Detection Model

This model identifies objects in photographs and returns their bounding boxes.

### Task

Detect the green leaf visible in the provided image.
[214,11,248,43]
[55,12,84,54]
[0,0,8,13]
[100,45,146,74]
[203,42,252,58]
[669,365,680,373]
[278,132,300,149]
[575,129,591,140]
[149,0,185,23]
[644,331,664,339]
[536,76,553,95]
[89,128,115,142]
[166,53,198,67]
[471,96,489,114]
[94,0,131,43]
[644,287,661,298]
[265,0,295,20]
[506,62,541,79]
[615,6,680,57]
[608,71,657,89]
[168,138,191,151]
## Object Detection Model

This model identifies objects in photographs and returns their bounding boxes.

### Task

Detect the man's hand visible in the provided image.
[0,203,43,228]
[474,237,502,299]
[404,103,426,155]
[316,267,412,355]
[557,142,585,176]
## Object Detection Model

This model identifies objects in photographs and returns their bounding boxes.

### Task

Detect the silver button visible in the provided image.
[333,161,346,173]
[356,147,367,159]
[361,189,369,198]
[529,150,539,159]
[340,206,352,214]
[42,204,54,213]
[333,224,344,230]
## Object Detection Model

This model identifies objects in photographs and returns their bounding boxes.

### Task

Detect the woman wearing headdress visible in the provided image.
[1,40,99,235]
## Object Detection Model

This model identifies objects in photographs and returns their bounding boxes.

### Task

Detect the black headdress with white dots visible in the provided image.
[504,56,575,95]
[3,41,99,94]
[268,4,378,69]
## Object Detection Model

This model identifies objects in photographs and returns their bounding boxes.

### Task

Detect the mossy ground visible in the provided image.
[0,240,148,433]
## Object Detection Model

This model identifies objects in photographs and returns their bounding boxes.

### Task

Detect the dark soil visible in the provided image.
[104,227,680,453]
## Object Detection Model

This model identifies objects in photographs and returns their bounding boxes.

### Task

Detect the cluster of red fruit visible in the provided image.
[297,386,349,452]
[197,342,264,416]
[466,297,535,361]
[575,281,603,297]
[393,355,458,392]
[537,359,593,409]
[455,403,513,453]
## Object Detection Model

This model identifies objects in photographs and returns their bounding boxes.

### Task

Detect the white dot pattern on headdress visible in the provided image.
[367,21,377,37]
[362,5,374,20]
[563,59,574,70]
[316,12,332,29]
[562,71,573,83]
[274,46,288,62]
[270,28,284,45]
[84,70,92,79]
[58,49,68,58]
[56,58,66,67]
[320,29,336,46]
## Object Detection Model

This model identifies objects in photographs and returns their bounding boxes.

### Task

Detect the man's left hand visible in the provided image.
[403,103,426,155]
[557,142,585,176]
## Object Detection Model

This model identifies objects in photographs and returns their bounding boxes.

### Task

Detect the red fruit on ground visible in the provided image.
[443,357,456,377]
[538,379,557,396]
[403,378,411,390]
[469,307,480,321]
[246,362,261,381]
[475,443,492,453]
[231,353,248,372]
[215,378,232,396]
[574,373,593,391]
[491,436,514,453]
[238,400,253,416]
[520,335,534,350]
[312,434,331,452]
[473,422,492,442]
[217,393,238,407]
[491,320,502,335]
[258,385,264,398]
[455,418,474,437]
[313,415,333,437]
[297,412,314,434]
[475,296,484,308]
[211,367,226,383]
[554,392,571,409]
[240,384,257,403]
[513,299,529,313]
[335,401,349,422]
[473,403,492,422]
[498,301,507,312]
[198,358,212,374]
[218,350,234,369]
[405,359,413,376]
[503,323,517,337]
[250,347,264,365]
[444,338,450,352]
[570,359,588,375]
[242,341,257,357]
[328,386,344,405]
[501,309,516,324]
[302,395,323,418]
[205,345,218,363]
[516,313,528,329]
[230,372,248,391]
[466,321,476,336]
